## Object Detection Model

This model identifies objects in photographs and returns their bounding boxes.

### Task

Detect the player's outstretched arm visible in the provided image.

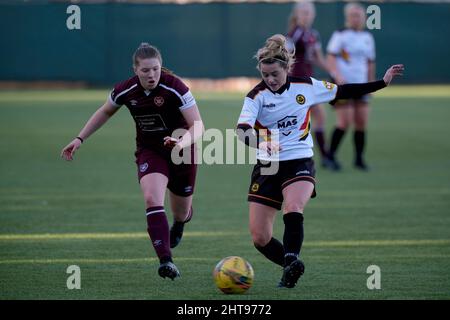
[331,64,404,103]
[61,100,119,161]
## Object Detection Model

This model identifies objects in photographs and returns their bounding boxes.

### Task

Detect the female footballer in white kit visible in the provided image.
[326,2,377,171]
[236,34,403,288]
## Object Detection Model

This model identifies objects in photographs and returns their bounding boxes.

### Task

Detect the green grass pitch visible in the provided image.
[0,86,449,299]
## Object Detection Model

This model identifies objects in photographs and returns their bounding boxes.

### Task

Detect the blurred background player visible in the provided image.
[326,2,376,171]
[61,43,205,280]
[286,0,331,167]
[236,34,403,288]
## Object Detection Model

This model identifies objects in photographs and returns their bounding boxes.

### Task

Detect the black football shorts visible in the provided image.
[247,158,316,210]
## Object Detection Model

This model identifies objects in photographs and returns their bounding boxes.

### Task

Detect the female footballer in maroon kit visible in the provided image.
[61,43,204,280]
[287,1,330,167]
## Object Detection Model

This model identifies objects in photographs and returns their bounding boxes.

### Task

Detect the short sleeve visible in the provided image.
[163,76,197,111]
[109,85,125,108]
[285,36,295,54]
[311,77,338,105]
[237,97,260,128]
[179,90,196,111]
[326,31,341,55]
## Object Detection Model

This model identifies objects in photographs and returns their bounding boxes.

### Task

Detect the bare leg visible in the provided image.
[249,202,285,266]
[168,191,193,248]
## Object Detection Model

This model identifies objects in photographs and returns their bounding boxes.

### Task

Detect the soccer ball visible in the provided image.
[213,256,254,294]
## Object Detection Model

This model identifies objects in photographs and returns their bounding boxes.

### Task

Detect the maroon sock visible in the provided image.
[146,206,171,263]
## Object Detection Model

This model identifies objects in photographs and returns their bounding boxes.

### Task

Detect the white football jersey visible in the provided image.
[327,29,375,83]
[237,77,337,161]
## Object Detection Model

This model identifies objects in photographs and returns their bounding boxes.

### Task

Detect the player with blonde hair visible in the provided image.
[237,34,403,288]
[326,2,376,171]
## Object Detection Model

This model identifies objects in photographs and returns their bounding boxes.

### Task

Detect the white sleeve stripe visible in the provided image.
[159,83,185,104]
[113,84,138,105]
[179,100,196,111]
[292,29,303,43]
[108,94,121,108]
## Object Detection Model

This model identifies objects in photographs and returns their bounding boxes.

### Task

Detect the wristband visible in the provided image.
[76,136,84,143]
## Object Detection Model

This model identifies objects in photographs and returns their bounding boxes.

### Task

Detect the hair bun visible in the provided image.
[255,34,295,72]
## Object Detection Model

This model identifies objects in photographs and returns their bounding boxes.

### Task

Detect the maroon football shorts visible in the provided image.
[135,147,197,197]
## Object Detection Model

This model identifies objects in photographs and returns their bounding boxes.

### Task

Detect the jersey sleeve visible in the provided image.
[179,90,196,111]
[285,36,296,54]
[310,77,338,105]
[237,97,260,128]
[168,76,197,111]
[109,84,126,108]
[326,31,341,55]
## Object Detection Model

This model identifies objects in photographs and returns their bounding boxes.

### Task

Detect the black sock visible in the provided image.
[283,212,304,267]
[254,237,285,267]
[172,221,185,232]
[328,128,346,159]
[314,130,327,158]
[354,130,365,163]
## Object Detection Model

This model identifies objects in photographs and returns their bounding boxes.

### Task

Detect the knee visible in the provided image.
[354,120,367,131]
[337,119,351,130]
[171,205,191,219]
[354,114,368,130]
[283,202,305,214]
[312,110,325,126]
[313,121,325,131]
[250,230,271,247]
[143,192,163,208]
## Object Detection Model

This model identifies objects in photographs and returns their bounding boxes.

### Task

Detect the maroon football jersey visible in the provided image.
[288,27,322,77]
[109,71,196,151]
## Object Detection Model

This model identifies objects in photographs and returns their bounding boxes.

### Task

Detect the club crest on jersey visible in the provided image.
[154,96,164,107]
[322,81,335,91]
[277,116,298,136]
[130,100,138,106]
[296,94,306,105]
[139,162,149,173]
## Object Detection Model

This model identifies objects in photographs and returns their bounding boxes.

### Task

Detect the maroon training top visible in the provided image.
[109,71,196,152]
[288,26,322,77]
